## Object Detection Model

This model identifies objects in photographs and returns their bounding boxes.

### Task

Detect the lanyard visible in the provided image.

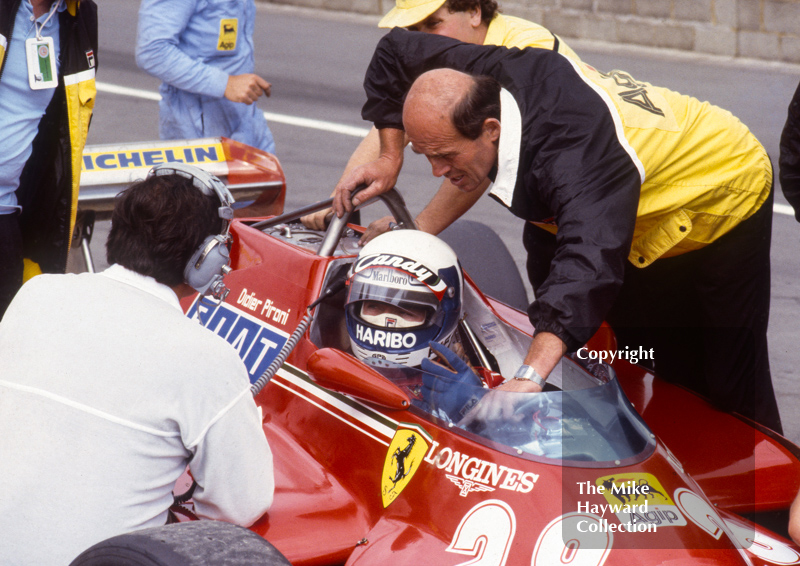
[25,0,62,90]
[33,0,62,41]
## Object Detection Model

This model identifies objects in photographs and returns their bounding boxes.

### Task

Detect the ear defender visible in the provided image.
[147,162,235,299]
[183,234,232,299]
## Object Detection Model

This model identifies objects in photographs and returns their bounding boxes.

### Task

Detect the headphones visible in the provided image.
[147,162,235,300]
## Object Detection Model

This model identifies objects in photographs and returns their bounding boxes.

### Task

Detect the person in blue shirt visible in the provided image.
[136,0,276,154]
[0,0,98,319]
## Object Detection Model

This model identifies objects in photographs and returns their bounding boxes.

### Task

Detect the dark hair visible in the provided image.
[452,74,501,140]
[106,174,222,287]
[445,0,498,25]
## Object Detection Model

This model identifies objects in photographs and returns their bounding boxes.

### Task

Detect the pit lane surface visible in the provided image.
[90,0,800,444]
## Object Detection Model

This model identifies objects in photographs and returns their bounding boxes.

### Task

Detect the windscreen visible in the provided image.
[364,357,655,466]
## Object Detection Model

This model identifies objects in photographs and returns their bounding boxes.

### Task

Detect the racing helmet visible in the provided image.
[345,230,463,366]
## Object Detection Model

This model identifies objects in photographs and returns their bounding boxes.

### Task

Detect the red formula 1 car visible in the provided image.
[74,168,800,566]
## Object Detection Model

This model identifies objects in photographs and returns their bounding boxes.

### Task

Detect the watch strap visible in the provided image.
[513,364,545,387]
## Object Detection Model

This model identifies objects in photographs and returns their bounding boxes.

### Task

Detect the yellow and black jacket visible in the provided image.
[362,29,772,351]
[483,13,580,63]
[0,0,97,276]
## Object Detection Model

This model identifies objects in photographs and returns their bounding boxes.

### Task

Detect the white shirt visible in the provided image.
[0,265,273,565]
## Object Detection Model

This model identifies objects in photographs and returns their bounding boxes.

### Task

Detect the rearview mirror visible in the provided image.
[306,348,411,410]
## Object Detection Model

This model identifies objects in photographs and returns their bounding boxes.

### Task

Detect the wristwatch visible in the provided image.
[513,364,546,387]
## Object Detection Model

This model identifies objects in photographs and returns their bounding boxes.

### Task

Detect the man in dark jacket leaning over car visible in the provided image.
[333,29,780,432]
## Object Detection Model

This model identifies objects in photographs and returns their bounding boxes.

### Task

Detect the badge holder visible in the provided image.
[25,36,58,90]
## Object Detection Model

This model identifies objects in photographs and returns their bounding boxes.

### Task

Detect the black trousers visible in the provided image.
[0,212,24,320]
[524,189,782,433]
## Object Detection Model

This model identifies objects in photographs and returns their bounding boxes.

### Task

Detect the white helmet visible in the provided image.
[345,231,463,366]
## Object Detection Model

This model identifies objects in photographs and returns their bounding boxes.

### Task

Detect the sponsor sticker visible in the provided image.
[82,143,224,172]
[187,299,289,384]
[382,424,431,508]
[354,253,445,296]
[424,440,538,498]
[595,473,686,529]
[217,18,238,51]
[355,323,416,350]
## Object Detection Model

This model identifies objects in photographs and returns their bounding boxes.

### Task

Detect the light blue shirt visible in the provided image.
[136,0,275,153]
[0,0,65,214]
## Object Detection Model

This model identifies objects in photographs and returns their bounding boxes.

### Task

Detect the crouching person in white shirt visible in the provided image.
[0,163,274,565]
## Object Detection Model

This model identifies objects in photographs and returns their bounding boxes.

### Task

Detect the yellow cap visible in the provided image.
[378,0,448,28]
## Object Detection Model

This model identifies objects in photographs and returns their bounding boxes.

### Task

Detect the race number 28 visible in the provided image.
[446,503,610,566]
[447,492,800,566]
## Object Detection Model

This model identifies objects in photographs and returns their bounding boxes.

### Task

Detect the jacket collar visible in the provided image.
[483,14,506,46]
[488,88,522,208]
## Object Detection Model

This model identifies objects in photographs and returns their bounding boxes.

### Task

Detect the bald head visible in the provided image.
[403,69,474,136]
[400,68,502,194]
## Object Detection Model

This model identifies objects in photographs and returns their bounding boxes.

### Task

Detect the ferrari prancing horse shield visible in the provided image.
[381,424,431,508]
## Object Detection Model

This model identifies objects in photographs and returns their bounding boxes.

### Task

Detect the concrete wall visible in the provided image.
[263,0,800,63]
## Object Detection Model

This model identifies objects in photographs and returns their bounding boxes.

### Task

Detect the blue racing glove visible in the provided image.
[420,341,483,421]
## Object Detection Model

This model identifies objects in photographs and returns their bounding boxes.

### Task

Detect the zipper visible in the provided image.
[59,8,74,271]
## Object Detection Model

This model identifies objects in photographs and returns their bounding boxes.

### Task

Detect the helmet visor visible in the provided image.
[358,300,430,329]
[347,267,441,329]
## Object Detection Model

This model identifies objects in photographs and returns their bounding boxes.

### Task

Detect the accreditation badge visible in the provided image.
[25,36,58,90]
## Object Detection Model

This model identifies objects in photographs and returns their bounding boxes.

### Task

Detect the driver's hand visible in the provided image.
[359,215,394,245]
[301,207,334,231]
[332,157,400,217]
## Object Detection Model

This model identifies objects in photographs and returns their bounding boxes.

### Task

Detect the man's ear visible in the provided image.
[482,118,501,143]
[469,6,482,27]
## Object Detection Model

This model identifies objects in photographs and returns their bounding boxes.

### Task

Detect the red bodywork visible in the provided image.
[180,211,800,566]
